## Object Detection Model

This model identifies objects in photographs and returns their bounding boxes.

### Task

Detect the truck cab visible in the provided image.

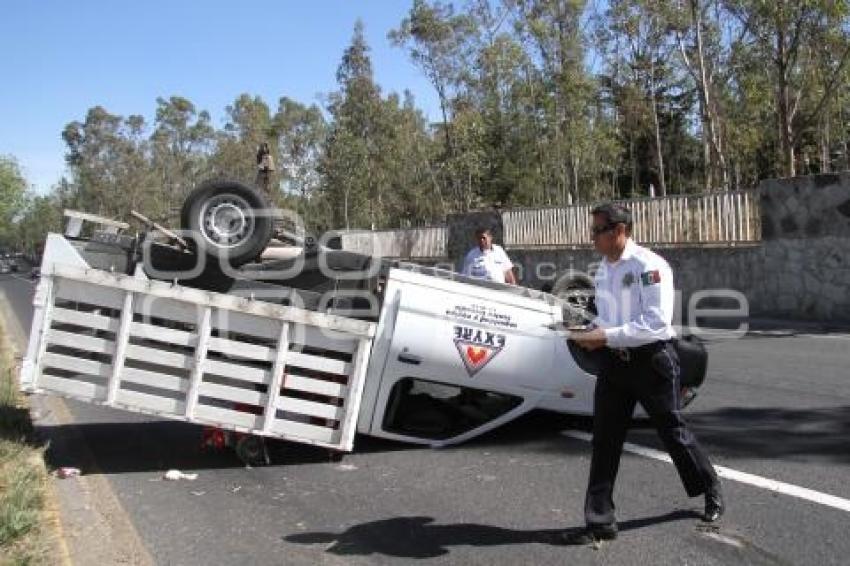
[356,266,598,446]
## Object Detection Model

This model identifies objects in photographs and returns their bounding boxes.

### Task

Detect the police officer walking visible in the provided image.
[563,203,723,545]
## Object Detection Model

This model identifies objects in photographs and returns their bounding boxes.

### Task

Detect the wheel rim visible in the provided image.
[198,193,255,249]
[558,288,593,310]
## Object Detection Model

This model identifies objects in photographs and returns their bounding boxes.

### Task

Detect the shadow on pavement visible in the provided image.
[35,399,850,476]
[39,419,246,474]
[34,406,590,475]
[678,405,850,463]
[36,418,419,474]
[494,405,850,465]
[283,511,698,558]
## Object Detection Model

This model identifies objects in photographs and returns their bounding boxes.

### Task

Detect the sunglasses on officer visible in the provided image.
[590,222,620,237]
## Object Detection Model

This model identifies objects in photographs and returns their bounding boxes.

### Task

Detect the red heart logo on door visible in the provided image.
[466,346,487,365]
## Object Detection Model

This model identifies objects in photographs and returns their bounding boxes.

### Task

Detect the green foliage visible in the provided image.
[16,195,62,253]
[14,0,850,246]
[724,0,850,176]
[321,21,443,229]
[0,156,28,247]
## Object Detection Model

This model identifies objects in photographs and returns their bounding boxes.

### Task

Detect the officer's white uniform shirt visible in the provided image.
[461,244,513,283]
[592,238,676,348]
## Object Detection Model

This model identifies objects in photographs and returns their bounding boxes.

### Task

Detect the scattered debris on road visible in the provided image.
[163,469,198,481]
[55,467,81,479]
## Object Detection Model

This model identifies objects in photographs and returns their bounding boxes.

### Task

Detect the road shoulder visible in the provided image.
[1,286,153,566]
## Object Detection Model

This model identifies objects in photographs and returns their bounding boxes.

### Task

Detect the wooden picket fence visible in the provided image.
[337,191,761,258]
[502,191,760,248]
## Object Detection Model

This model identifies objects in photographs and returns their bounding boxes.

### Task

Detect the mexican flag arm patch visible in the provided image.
[641,270,662,285]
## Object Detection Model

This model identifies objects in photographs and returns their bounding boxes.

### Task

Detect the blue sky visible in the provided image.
[0,1,440,194]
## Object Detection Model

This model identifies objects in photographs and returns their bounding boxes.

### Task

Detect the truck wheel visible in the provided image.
[552,272,596,321]
[181,180,273,268]
[235,435,270,467]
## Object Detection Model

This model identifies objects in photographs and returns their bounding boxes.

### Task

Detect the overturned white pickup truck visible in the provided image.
[19,181,707,463]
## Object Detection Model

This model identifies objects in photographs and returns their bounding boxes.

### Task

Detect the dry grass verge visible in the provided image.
[0,321,50,565]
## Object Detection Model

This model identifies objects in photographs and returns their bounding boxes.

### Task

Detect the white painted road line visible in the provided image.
[563,430,850,514]
[795,334,850,340]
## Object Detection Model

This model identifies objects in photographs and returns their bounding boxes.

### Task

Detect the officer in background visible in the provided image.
[461,227,517,285]
[563,203,723,545]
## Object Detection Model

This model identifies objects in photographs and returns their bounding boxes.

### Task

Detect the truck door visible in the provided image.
[363,268,564,446]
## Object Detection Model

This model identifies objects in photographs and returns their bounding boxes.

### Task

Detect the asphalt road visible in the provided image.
[2,273,849,565]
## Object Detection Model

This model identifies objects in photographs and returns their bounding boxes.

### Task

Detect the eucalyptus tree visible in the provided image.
[321,21,386,229]
[724,0,850,176]
[16,194,62,253]
[510,0,619,204]
[210,94,276,197]
[0,155,28,247]
[596,0,692,197]
[390,0,479,210]
[672,0,730,190]
[150,96,215,214]
[62,106,159,218]
[272,97,327,220]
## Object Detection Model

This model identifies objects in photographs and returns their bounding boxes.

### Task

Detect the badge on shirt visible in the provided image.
[622,272,635,287]
[641,270,661,286]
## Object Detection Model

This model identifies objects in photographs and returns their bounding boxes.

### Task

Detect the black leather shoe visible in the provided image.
[559,524,618,545]
[704,487,724,522]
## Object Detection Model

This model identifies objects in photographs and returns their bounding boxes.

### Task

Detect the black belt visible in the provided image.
[608,339,673,362]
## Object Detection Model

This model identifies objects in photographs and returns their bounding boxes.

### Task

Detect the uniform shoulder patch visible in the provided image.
[641,270,661,285]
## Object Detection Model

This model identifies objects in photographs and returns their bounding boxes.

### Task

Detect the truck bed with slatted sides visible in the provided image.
[19,264,376,452]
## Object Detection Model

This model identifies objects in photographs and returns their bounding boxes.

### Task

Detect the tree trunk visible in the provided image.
[734,159,741,191]
[702,124,712,192]
[630,136,637,198]
[686,0,728,191]
[820,114,830,173]
[343,188,350,230]
[778,81,796,177]
[650,79,667,196]
[571,155,579,205]
[776,26,796,177]
[843,105,850,171]
[562,160,569,206]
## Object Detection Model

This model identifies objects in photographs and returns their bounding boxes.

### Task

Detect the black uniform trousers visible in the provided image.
[584,340,718,527]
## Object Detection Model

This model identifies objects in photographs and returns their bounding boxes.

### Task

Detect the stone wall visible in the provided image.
[760,173,850,239]
[441,173,850,323]
[755,173,850,320]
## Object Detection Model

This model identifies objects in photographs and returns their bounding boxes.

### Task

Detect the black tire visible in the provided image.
[181,180,273,268]
[552,271,597,323]
[142,238,235,292]
[235,435,270,466]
